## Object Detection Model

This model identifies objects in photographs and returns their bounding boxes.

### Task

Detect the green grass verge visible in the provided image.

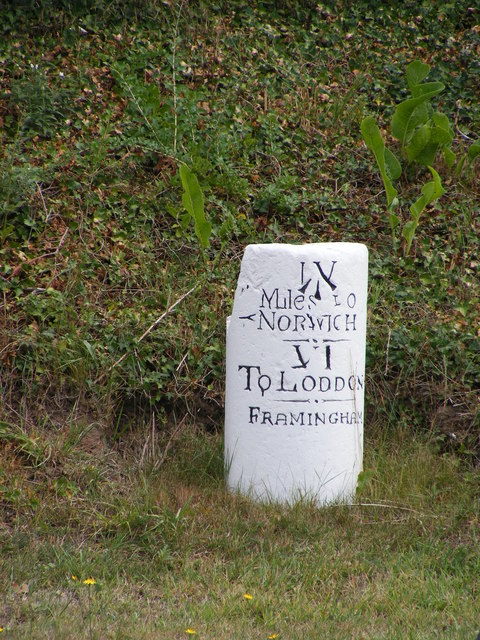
[1,424,479,639]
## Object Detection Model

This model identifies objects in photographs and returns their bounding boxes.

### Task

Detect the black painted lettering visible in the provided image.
[277,290,287,309]
[277,371,298,392]
[293,314,306,332]
[291,344,309,369]
[261,411,273,425]
[260,288,276,309]
[319,377,331,392]
[238,365,261,390]
[258,309,275,331]
[294,295,305,311]
[298,262,311,294]
[258,374,271,396]
[290,413,305,426]
[277,314,291,331]
[302,375,316,392]
[345,314,356,331]
[347,293,356,308]
[314,260,337,291]
[316,315,331,331]
[249,406,260,423]
[325,344,331,370]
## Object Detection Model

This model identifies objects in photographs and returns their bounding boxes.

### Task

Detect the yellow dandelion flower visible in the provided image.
[71,575,78,581]
[0,627,4,633]
[268,634,279,639]
[83,578,96,585]
[243,593,253,600]
[185,629,196,635]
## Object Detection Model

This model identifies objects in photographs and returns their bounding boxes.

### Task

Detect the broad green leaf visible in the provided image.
[361,115,381,152]
[468,140,480,161]
[391,84,444,147]
[410,81,444,99]
[406,60,430,90]
[219,212,235,241]
[443,147,456,168]
[402,220,417,253]
[430,126,453,145]
[361,116,399,208]
[83,340,95,358]
[384,148,402,180]
[432,111,452,133]
[404,166,445,254]
[455,154,466,176]
[405,124,431,162]
[179,164,212,250]
[180,212,191,229]
[392,101,429,148]
[409,166,444,219]
[424,165,444,198]
[421,180,436,203]
[414,142,439,166]
[389,211,400,230]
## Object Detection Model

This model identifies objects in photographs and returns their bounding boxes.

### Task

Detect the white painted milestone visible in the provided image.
[224,243,368,505]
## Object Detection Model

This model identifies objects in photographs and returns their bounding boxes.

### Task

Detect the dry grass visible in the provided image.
[1,411,479,639]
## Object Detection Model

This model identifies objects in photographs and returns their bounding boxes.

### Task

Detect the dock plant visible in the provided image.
[361,60,479,254]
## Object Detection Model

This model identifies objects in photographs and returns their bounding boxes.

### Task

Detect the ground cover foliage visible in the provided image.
[1,0,479,637]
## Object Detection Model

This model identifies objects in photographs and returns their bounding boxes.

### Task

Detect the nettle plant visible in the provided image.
[361,60,480,254]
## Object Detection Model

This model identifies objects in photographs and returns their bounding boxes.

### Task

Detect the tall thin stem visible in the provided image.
[172,0,187,155]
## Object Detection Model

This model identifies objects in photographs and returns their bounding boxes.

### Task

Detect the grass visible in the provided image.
[0,0,479,637]
[1,423,479,638]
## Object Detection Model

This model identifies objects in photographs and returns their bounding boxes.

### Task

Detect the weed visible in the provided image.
[179,164,212,253]
[0,4,479,634]
[361,60,479,254]
[0,419,51,467]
